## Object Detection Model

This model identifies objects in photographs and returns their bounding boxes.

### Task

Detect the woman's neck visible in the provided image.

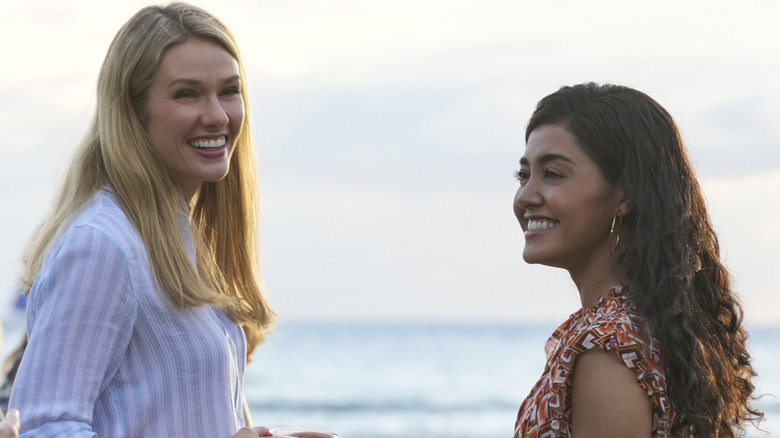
[568,255,623,308]
[575,277,622,308]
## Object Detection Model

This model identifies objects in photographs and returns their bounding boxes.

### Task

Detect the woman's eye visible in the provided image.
[544,169,562,179]
[174,90,197,99]
[514,170,529,185]
[221,87,241,97]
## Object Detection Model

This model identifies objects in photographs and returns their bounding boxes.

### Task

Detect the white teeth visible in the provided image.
[188,137,226,149]
[527,219,558,231]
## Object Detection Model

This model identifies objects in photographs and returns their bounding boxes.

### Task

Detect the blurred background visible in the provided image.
[1,0,778,436]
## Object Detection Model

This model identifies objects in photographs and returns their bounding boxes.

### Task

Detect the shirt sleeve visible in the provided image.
[10,223,137,437]
[573,317,663,401]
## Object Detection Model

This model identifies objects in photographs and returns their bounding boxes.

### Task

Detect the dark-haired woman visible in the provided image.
[513,83,762,437]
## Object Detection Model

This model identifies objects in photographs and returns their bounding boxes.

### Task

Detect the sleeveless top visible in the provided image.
[514,287,686,437]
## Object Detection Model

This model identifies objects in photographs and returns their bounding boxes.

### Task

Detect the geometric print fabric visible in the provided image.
[514,287,685,437]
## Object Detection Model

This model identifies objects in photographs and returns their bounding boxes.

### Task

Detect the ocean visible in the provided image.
[2,315,778,437]
[245,321,780,438]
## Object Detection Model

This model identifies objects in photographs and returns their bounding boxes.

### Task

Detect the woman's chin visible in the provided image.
[522,248,546,265]
[522,250,564,269]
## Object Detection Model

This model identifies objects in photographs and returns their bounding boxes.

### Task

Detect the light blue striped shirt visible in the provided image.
[9,189,248,437]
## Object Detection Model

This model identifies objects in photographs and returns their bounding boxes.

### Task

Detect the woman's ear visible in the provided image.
[616,190,634,216]
[618,198,634,216]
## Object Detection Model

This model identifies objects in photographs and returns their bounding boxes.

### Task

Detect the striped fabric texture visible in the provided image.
[10,189,247,437]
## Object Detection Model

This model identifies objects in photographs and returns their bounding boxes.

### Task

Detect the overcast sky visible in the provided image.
[1,0,779,327]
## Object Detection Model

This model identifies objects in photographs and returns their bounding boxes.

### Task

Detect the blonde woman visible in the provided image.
[9,4,274,437]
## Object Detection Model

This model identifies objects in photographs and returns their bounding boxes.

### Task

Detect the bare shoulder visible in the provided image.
[571,349,652,438]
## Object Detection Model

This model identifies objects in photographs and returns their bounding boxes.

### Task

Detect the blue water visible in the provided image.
[2,315,778,437]
[246,321,780,438]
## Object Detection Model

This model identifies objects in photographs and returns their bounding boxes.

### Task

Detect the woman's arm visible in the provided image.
[571,349,652,437]
[9,225,136,437]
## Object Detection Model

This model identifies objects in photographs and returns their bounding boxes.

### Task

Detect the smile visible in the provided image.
[527,219,558,231]
[188,136,226,149]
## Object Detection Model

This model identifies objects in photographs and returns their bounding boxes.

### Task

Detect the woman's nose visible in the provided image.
[201,96,230,127]
[514,178,542,212]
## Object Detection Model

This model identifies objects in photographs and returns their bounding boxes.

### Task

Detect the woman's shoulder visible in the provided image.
[72,188,128,225]
[72,189,139,237]
[566,288,654,353]
[51,189,145,261]
[29,190,147,314]
[586,287,643,327]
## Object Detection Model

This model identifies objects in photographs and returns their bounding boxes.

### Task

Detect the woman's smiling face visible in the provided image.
[513,124,626,272]
[141,38,244,201]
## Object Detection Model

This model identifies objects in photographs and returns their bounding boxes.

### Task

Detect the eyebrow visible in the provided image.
[519,153,576,166]
[167,75,241,90]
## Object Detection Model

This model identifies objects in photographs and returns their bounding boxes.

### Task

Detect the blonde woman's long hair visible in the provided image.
[20,3,273,355]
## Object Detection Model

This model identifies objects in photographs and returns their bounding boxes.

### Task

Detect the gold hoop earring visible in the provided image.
[609,211,623,256]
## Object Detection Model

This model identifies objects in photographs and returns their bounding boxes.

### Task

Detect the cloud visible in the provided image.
[702,170,780,324]
[2,0,780,326]
[684,94,780,175]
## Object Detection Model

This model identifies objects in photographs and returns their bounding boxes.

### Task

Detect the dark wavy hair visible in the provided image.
[525,82,762,436]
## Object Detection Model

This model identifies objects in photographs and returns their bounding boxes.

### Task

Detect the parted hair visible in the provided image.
[20,2,273,356]
[526,82,762,436]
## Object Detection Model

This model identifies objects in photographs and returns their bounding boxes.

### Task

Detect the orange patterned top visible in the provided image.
[514,287,686,437]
